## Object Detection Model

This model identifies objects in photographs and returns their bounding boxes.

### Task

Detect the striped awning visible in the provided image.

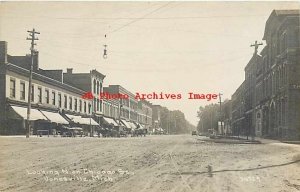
[40,110,69,124]
[66,114,99,126]
[11,106,47,121]
[103,117,119,126]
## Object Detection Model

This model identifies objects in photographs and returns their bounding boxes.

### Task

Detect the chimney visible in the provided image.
[67,68,73,74]
[0,41,8,64]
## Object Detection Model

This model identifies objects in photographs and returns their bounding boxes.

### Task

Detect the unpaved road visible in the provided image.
[0,135,300,192]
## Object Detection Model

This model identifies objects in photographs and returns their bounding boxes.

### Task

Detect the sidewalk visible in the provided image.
[228,135,300,145]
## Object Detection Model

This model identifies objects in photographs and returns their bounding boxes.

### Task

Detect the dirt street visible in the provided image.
[0,135,299,192]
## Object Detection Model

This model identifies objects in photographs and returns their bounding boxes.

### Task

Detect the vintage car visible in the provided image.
[192,131,197,136]
[132,128,147,137]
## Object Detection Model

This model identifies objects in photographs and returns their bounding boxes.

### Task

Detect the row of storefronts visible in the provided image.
[0,40,152,135]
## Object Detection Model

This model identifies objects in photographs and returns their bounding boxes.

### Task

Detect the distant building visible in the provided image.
[137,100,153,130]
[104,85,138,122]
[231,81,245,136]
[222,100,232,135]
[63,68,106,123]
[152,105,162,131]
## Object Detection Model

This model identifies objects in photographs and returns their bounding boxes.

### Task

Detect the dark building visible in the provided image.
[231,10,300,140]
[244,54,262,138]
[254,10,300,140]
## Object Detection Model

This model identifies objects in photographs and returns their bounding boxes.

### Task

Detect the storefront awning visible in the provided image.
[11,106,47,121]
[136,123,145,129]
[40,110,69,124]
[82,118,99,126]
[128,122,137,129]
[66,114,99,126]
[103,117,119,126]
[120,119,131,129]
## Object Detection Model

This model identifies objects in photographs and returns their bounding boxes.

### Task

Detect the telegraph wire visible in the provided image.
[2,14,268,20]
[107,1,173,35]
[40,48,254,73]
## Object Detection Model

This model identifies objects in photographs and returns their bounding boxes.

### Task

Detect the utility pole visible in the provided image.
[26,28,40,138]
[250,40,263,55]
[168,110,170,134]
[250,41,263,141]
[218,93,223,135]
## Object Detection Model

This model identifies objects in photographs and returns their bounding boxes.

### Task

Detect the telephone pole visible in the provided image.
[250,40,263,140]
[218,93,223,135]
[250,40,263,55]
[26,28,40,138]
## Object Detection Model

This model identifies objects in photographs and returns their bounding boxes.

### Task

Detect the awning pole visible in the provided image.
[90,99,93,137]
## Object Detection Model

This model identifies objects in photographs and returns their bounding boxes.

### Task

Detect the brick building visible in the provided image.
[255,10,300,139]
[231,10,300,140]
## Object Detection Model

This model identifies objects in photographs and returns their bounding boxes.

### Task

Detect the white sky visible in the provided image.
[1,1,299,126]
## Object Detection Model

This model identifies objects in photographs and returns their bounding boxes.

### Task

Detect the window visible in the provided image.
[100,101,102,112]
[10,79,16,98]
[88,103,91,113]
[20,82,25,100]
[38,87,42,103]
[93,79,96,94]
[52,91,56,105]
[74,98,78,111]
[58,93,62,108]
[96,99,99,111]
[64,95,67,109]
[31,85,34,102]
[45,89,49,104]
[79,100,82,112]
[84,101,87,113]
[69,97,72,110]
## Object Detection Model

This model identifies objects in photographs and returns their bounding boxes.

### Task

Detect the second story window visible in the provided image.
[64,95,67,109]
[84,101,87,113]
[52,91,56,105]
[20,82,25,100]
[79,100,82,112]
[37,87,42,103]
[93,79,96,94]
[45,89,49,104]
[31,85,34,102]
[58,93,62,108]
[69,97,72,110]
[10,79,16,98]
[74,98,78,111]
